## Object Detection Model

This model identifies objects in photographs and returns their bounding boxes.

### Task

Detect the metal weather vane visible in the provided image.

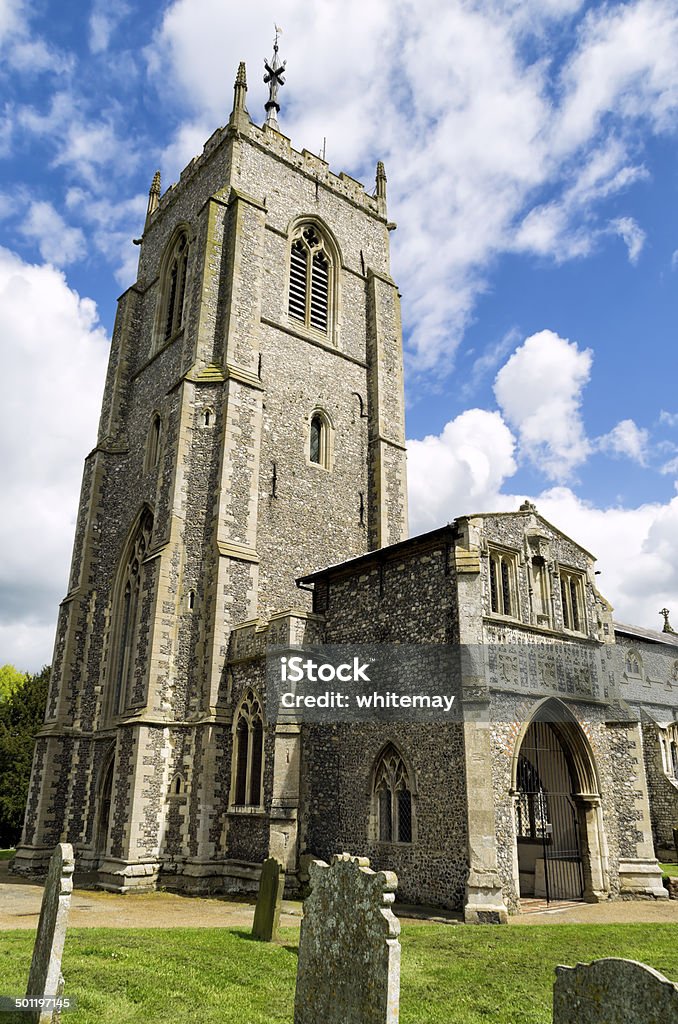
[264,25,286,128]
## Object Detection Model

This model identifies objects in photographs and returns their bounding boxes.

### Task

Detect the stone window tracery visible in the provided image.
[373,745,413,843]
[488,548,518,618]
[231,689,264,808]
[625,649,643,679]
[109,510,153,718]
[288,224,332,335]
[559,568,585,633]
[158,230,189,348]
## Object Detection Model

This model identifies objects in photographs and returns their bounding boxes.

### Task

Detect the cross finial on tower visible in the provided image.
[660,608,675,633]
[264,26,286,130]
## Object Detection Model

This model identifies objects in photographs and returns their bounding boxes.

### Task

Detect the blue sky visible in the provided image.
[1,0,678,670]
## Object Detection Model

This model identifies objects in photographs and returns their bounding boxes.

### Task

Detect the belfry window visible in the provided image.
[231,690,264,808]
[373,745,413,843]
[110,511,153,717]
[489,548,518,618]
[161,231,189,344]
[288,224,331,334]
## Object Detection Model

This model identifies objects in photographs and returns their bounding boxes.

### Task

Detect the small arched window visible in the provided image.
[146,413,161,472]
[231,689,264,808]
[161,230,189,344]
[625,650,642,678]
[373,745,413,843]
[309,410,331,470]
[288,224,332,335]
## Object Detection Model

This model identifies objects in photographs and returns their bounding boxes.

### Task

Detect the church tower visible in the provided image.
[15,54,407,890]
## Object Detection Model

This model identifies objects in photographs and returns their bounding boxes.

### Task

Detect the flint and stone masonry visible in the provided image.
[15,60,676,919]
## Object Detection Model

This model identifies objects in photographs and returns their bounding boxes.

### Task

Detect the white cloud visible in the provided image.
[406,433,678,632]
[659,410,678,427]
[144,0,678,372]
[0,0,69,73]
[88,4,131,56]
[0,247,109,670]
[407,409,516,533]
[20,201,86,266]
[493,329,592,479]
[598,418,649,464]
[609,216,646,263]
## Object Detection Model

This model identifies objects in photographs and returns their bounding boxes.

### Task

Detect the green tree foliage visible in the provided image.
[0,665,50,847]
[0,664,26,702]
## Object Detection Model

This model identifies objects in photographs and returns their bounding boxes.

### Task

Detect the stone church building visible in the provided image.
[15,59,678,922]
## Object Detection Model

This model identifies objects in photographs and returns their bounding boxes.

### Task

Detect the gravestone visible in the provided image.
[251,856,285,941]
[554,958,678,1023]
[294,852,400,1024]
[26,843,74,1023]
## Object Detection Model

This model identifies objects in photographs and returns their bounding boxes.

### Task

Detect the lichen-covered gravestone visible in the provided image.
[554,958,678,1024]
[294,853,400,1024]
[26,843,74,1024]
[251,856,285,941]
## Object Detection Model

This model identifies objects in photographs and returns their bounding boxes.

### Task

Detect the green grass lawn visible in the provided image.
[0,851,14,862]
[660,862,678,877]
[0,924,677,1024]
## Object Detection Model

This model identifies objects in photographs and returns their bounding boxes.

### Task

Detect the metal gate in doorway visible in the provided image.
[515,719,584,903]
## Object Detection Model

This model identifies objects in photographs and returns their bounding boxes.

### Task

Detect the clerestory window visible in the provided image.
[288,224,331,335]
[231,689,264,808]
[373,745,413,843]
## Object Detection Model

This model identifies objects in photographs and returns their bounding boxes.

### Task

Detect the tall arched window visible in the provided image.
[231,689,264,808]
[109,510,153,717]
[308,409,332,470]
[145,413,161,472]
[373,745,413,843]
[160,230,189,345]
[288,224,332,334]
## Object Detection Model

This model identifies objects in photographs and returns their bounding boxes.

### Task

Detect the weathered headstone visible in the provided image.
[294,852,400,1024]
[251,856,285,942]
[554,958,678,1023]
[26,843,74,1024]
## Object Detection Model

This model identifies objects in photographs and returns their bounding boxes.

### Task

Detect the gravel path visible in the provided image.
[2,862,677,930]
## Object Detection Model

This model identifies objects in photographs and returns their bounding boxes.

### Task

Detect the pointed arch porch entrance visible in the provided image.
[511,699,608,904]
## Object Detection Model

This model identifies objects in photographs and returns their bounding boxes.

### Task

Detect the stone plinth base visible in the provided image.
[464,879,508,924]
[618,859,668,899]
[96,858,161,893]
[10,844,55,877]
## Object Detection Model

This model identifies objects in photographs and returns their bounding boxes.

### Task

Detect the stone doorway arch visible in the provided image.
[511,699,608,904]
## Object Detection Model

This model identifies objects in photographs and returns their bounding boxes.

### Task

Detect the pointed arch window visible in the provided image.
[145,413,161,472]
[288,224,332,335]
[159,230,189,346]
[109,511,153,717]
[373,746,413,843]
[231,689,264,808]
